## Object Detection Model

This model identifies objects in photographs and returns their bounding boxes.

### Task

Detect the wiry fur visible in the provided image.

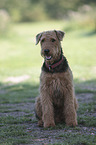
[35,30,78,128]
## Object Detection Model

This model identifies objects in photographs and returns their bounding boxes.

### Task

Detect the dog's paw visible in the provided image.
[38,120,43,127]
[66,120,78,127]
[44,122,55,128]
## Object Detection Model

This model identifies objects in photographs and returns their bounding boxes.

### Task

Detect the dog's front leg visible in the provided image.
[41,95,55,128]
[64,91,78,127]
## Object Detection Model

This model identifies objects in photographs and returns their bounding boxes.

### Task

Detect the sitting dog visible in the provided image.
[35,30,78,128]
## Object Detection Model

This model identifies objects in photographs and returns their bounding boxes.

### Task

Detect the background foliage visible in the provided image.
[0,0,96,35]
[0,0,96,22]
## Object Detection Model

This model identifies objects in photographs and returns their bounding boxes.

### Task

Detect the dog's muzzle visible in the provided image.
[44,49,52,60]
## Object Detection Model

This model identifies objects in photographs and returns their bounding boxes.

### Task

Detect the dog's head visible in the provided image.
[36,30,65,64]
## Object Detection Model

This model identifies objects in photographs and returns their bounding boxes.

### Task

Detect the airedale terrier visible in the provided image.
[35,30,78,128]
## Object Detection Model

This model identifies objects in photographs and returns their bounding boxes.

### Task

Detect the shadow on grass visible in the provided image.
[0,82,39,104]
[0,79,96,104]
[74,79,96,94]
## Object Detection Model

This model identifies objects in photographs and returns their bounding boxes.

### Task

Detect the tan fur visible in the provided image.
[35,30,78,128]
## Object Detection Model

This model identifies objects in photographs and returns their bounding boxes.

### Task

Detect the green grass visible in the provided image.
[0,126,29,144]
[55,133,96,145]
[0,21,96,144]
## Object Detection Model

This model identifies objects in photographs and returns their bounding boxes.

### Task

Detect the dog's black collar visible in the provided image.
[42,55,69,73]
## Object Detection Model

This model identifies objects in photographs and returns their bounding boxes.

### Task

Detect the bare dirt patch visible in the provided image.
[77,93,94,103]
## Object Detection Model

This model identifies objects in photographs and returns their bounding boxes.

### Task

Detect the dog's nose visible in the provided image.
[44,49,50,55]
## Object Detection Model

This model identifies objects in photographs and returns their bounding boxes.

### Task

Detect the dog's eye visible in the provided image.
[41,39,45,43]
[51,38,56,42]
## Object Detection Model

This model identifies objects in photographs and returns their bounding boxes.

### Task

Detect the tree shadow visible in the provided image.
[74,78,96,93]
[0,78,96,104]
[0,82,39,104]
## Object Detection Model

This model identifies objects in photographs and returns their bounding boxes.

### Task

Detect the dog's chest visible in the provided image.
[51,78,64,106]
[41,73,65,106]
[40,71,69,106]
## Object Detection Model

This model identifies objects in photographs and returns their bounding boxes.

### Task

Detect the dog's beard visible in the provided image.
[41,48,61,65]
[43,55,54,65]
[44,56,53,65]
[44,55,61,65]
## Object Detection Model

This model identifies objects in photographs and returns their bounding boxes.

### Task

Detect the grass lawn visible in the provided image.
[0,21,96,145]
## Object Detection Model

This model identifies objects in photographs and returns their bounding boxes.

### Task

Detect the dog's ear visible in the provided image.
[36,32,43,45]
[54,30,65,41]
